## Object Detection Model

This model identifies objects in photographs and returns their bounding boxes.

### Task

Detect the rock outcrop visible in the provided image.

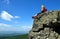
[29,10,60,39]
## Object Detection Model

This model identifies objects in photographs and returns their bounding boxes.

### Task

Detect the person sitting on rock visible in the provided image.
[32,5,47,19]
[32,13,41,19]
[41,5,47,13]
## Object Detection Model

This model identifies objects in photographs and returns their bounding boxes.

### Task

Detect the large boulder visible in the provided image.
[29,10,60,39]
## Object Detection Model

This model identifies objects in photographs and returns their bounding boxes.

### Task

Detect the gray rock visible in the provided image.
[29,10,60,39]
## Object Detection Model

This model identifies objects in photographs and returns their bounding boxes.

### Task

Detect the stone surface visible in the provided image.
[29,10,60,39]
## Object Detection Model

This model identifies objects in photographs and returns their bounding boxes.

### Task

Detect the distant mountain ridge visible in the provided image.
[0,31,28,37]
[0,34,28,39]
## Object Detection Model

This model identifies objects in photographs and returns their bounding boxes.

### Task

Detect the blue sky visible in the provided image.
[0,0,60,33]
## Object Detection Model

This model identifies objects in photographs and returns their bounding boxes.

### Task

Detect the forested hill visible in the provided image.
[0,34,28,39]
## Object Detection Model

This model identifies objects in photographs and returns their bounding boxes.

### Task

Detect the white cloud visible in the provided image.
[0,24,32,33]
[19,26,32,32]
[0,11,14,21]
[0,23,11,27]
[3,0,10,4]
[0,11,20,21]
[15,16,20,18]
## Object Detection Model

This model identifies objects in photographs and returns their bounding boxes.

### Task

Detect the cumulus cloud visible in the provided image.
[0,11,20,21]
[0,11,14,21]
[3,0,10,4]
[0,23,11,27]
[15,16,20,18]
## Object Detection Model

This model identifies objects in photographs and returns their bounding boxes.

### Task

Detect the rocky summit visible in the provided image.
[29,10,60,39]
